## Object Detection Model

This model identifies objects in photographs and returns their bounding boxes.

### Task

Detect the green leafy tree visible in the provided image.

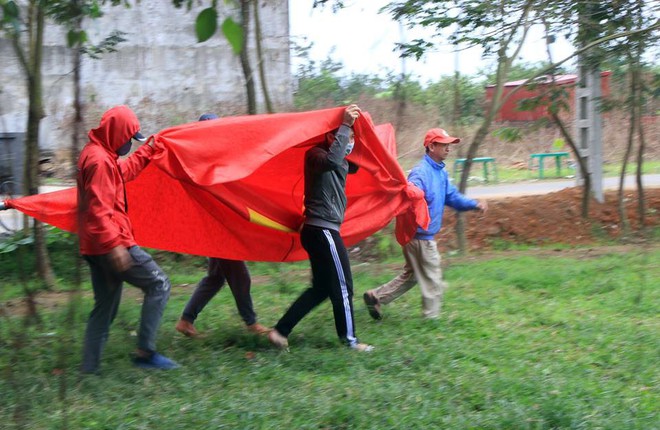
[480,60,565,83]
[513,45,595,218]
[527,0,658,222]
[252,0,272,112]
[48,1,126,292]
[2,0,56,288]
[237,0,256,113]
[423,74,485,125]
[386,0,541,252]
[602,0,658,232]
[49,1,126,167]
[176,0,276,114]
[293,56,346,110]
[1,0,128,288]
[386,0,658,250]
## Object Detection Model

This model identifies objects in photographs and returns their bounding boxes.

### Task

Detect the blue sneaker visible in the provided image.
[133,352,179,370]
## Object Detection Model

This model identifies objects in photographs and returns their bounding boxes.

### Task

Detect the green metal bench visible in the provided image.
[529,152,570,179]
[453,157,498,183]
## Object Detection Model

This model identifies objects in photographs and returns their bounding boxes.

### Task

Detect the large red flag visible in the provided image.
[5,107,428,262]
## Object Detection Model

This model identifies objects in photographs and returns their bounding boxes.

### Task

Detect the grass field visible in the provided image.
[1,240,658,429]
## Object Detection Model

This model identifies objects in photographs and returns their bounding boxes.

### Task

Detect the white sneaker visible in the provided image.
[351,343,374,352]
[268,329,289,351]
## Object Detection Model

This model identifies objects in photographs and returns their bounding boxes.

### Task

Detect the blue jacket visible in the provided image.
[408,154,478,240]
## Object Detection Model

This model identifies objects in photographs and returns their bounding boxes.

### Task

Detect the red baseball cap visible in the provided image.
[423,128,461,147]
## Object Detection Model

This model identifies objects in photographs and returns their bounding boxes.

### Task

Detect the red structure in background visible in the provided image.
[486,71,611,122]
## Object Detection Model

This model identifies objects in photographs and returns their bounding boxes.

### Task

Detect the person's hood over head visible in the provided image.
[88,105,144,154]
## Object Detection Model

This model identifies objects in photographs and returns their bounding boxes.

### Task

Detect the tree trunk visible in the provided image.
[394,77,407,133]
[240,0,257,114]
[252,0,273,113]
[71,42,83,167]
[542,22,592,219]
[455,121,493,252]
[618,63,637,235]
[454,52,512,253]
[24,2,56,289]
[550,112,591,218]
[632,0,648,231]
[452,69,461,127]
[635,111,646,228]
[452,3,534,251]
[72,19,84,288]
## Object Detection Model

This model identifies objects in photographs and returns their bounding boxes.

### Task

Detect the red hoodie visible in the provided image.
[77,105,155,255]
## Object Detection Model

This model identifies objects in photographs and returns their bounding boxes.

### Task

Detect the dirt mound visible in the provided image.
[437,187,660,251]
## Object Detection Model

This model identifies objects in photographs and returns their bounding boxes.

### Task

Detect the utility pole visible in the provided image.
[453,49,461,127]
[395,21,407,132]
[575,1,604,203]
[575,66,604,202]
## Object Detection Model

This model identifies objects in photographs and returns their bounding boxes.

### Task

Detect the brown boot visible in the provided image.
[175,319,199,338]
[363,291,382,320]
[246,323,270,335]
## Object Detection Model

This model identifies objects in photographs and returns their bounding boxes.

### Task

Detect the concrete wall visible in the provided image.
[0,0,292,153]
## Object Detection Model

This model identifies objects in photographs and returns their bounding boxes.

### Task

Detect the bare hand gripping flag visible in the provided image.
[5,107,429,262]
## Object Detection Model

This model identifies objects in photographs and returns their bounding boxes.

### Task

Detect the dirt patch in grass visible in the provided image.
[437,187,659,252]
[0,288,144,319]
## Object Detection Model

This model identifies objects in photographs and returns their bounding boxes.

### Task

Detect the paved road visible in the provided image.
[2,174,659,233]
[467,174,660,199]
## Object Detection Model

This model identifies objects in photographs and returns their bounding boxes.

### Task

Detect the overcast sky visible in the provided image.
[288,0,576,83]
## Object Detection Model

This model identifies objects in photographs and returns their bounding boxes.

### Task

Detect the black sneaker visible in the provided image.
[363,291,382,320]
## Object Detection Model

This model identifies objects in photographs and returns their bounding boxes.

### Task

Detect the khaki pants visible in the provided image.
[369,238,446,318]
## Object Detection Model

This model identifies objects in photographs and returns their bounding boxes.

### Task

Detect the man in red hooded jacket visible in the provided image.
[78,105,178,373]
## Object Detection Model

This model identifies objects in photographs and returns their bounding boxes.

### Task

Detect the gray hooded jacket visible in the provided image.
[303,125,358,231]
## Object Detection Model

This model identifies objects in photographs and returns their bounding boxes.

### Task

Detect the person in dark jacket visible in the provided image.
[175,113,268,338]
[363,128,487,320]
[78,105,178,373]
[268,104,373,352]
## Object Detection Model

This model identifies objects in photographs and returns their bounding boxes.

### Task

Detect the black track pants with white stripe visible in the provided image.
[274,224,358,347]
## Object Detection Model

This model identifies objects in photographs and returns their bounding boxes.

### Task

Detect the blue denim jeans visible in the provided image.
[81,246,171,373]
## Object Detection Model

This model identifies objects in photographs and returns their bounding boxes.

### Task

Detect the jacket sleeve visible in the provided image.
[118,144,154,182]
[80,158,123,250]
[444,180,478,211]
[407,168,426,196]
[306,125,351,172]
